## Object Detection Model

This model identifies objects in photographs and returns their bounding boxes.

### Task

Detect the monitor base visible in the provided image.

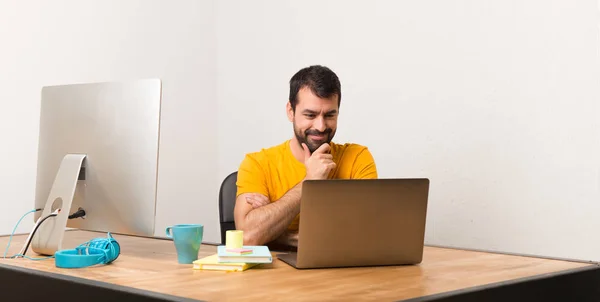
[31,154,86,256]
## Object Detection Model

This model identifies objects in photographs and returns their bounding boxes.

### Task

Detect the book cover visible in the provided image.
[225,248,253,255]
[192,254,259,272]
[217,245,273,263]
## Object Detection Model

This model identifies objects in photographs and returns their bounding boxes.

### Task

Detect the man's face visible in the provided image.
[287,87,339,153]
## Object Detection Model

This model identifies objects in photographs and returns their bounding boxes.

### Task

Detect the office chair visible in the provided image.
[218,171,238,244]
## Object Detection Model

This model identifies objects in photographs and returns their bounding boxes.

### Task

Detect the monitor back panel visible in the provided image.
[35,79,161,237]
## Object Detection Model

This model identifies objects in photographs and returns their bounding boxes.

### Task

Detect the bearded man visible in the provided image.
[233,65,378,250]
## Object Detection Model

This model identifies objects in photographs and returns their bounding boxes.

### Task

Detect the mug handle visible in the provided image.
[166,226,172,238]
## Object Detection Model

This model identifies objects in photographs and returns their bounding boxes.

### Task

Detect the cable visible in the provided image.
[17,211,47,256]
[19,210,59,257]
[3,209,40,259]
[9,254,54,260]
[16,215,44,257]
[16,209,60,257]
[68,207,86,219]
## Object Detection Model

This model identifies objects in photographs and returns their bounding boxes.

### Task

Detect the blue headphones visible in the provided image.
[54,233,120,268]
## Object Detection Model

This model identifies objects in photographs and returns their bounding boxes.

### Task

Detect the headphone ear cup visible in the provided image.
[93,237,120,264]
[106,239,120,263]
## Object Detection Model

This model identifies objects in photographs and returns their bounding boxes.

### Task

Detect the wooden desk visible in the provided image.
[0,230,598,301]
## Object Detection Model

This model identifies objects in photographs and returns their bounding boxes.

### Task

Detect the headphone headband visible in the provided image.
[55,233,120,269]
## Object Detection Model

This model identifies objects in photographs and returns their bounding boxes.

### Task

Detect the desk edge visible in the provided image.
[399,264,600,302]
[0,262,204,302]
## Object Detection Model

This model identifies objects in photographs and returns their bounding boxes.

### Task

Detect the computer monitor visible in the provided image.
[31,79,162,255]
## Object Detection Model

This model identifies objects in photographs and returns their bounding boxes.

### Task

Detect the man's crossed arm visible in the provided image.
[233,143,337,246]
[233,182,303,246]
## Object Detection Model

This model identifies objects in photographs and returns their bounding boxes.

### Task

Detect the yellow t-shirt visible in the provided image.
[236,140,377,231]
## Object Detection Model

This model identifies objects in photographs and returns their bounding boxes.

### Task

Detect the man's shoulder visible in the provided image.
[237,142,290,198]
[331,141,371,156]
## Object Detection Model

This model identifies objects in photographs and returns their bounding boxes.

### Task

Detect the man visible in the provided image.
[233,65,377,249]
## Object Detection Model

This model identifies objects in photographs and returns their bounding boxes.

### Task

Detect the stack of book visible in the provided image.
[192,245,272,272]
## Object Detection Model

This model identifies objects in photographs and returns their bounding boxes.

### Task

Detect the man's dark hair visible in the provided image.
[288,65,341,111]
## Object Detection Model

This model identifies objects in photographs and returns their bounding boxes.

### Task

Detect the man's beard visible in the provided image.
[294,123,335,153]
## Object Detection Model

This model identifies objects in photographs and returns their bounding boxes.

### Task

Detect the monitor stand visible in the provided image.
[31,154,86,256]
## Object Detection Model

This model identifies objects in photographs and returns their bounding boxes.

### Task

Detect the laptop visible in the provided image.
[277,178,429,269]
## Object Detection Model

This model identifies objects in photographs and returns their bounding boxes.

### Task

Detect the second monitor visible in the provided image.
[32,79,162,255]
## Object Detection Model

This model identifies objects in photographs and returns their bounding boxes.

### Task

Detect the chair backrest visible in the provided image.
[218,171,238,244]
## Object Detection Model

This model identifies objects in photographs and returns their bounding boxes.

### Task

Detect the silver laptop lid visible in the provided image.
[295,178,430,269]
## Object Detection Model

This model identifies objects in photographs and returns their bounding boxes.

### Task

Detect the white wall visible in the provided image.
[0,0,221,243]
[3,0,600,262]
[217,0,600,262]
